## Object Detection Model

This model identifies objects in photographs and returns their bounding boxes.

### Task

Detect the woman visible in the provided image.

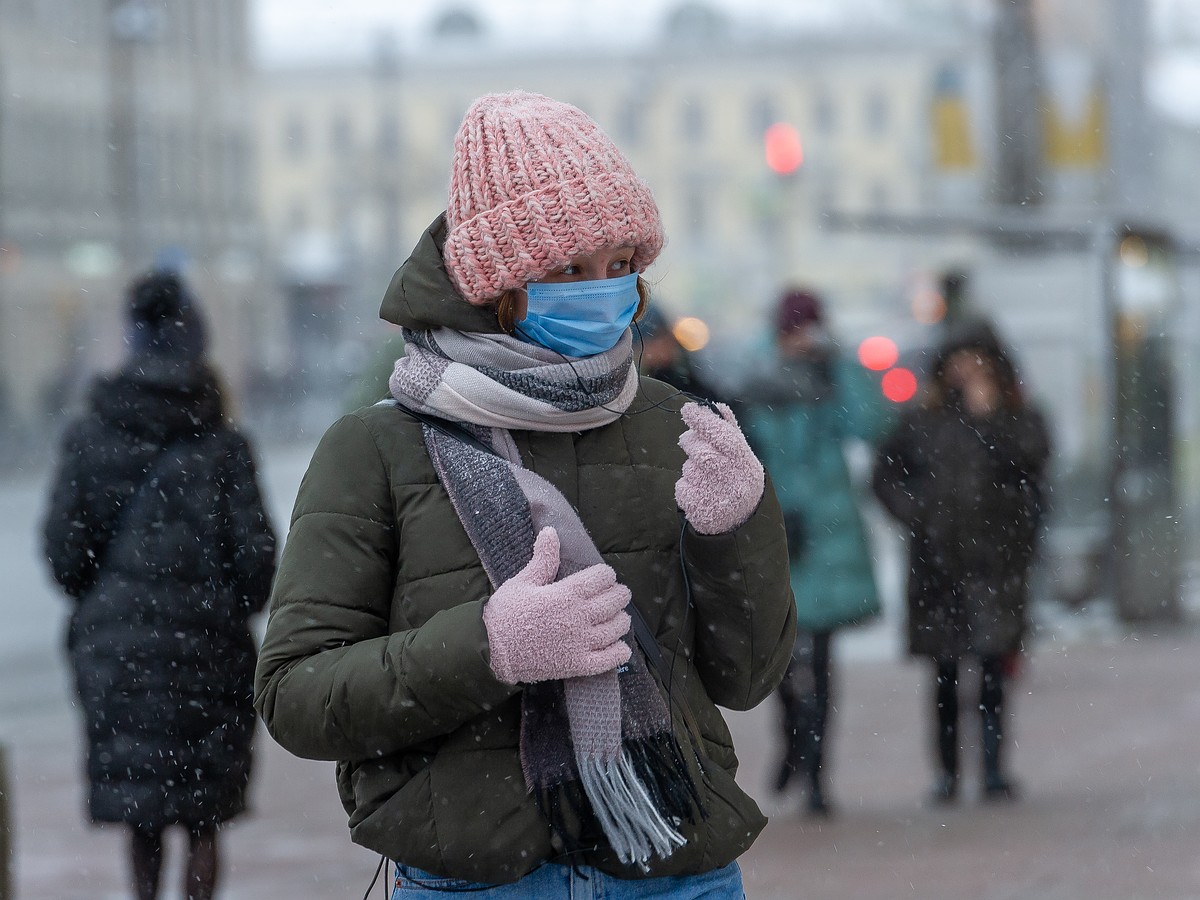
[42,271,277,900]
[740,288,893,817]
[254,91,795,898]
[871,318,1050,804]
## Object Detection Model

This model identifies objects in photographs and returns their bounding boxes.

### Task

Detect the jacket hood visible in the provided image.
[379,214,506,334]
[90,355,224,443]
[928,314,1022,407]
[934,315,1009,367]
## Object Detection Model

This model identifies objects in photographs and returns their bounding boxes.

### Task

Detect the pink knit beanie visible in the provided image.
[442,91,665,306]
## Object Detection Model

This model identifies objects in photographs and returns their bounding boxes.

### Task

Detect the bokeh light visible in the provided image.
[1119,234,1149,267]
[673,316,710,351]
[764,123,803,175]
[881,367,918,403]
[911,288,947,325]
[857,335,899,371]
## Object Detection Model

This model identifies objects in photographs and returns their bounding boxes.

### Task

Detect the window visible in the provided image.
[287,199,308,234]
[618,100,644,146]
[866,89,889,137]
[330,112,353,154]
[683,174,708,241]
[814,88,836,135]
[682,98,706,142]
[283,114,306,161]
[750,94,777,137]
[378,113,400,156]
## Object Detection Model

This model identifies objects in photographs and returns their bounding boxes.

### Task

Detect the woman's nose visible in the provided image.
[581,263,613,280]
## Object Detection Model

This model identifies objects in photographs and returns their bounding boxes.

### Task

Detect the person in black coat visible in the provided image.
[42,271,277,900]
[871,317,1051,805]
[633,305,724,404]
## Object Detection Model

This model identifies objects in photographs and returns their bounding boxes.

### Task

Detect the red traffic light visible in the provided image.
[764,123,803,175]
[881,367,918,403]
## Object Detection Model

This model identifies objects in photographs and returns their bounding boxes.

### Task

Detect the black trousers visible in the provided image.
[933,655,1007,779]
[775,629,833,793]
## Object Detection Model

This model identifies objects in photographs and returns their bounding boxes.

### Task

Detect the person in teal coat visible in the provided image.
[739,287,894,815]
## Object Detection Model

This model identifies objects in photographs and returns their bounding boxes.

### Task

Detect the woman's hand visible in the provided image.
[674,401,765,535]
[945,349,1000,418]
[482,527,632,685]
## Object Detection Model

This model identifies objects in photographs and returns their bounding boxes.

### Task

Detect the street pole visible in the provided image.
[0,744,9,900]
[1105,0,1152,212]
[107,0,138,278]
[989,0,1044,209]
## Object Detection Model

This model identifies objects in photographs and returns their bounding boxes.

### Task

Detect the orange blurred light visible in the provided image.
[764,123,803,175]
[882,367,918,403]
[673,316,710,352]
[912,289,946,325]
[857,335,899,371]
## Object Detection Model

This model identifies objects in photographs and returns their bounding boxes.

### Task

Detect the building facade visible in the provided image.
[0,0,283,436]
[255,15,988,394]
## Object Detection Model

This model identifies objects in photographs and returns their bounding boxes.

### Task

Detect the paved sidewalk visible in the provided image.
[8,625,1200,899]
[7,442,1200,898]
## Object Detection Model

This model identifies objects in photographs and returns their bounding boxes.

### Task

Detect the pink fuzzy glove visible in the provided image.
[482,527,632,685]
[674,401,765,535]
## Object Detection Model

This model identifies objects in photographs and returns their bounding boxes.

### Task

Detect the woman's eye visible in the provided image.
[611,258,632,273]
[560,264,579,276]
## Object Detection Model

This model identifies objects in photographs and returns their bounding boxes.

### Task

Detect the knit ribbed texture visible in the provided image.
[417,418,703,869]
[443,91,664,306]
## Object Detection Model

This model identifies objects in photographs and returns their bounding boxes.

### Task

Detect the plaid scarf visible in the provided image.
[389,327,639,432]
[390,327,703,868]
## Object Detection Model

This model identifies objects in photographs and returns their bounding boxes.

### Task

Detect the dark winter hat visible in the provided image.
[127,271,208,360]
[775,288,824,335]
[938,314,1005,360]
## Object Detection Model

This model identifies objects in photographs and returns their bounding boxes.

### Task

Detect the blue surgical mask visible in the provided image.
[517,271,641,358]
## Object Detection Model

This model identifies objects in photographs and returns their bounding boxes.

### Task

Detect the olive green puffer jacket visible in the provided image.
[254,217,796,884]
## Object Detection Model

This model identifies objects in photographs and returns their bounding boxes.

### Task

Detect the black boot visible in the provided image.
[930,771,959,805]
[772,758,795,795]
[773,634,818,800]
[805,740,832,816]
[772,658,808,795]
[980,656,1019,801]
[981,718,1019,801]
[930,659,959,805]
[805,631,833,817]
[806,780,831,817]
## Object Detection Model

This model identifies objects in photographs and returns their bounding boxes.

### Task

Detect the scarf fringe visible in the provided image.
[577,748,689,869]
[624,732,706,826]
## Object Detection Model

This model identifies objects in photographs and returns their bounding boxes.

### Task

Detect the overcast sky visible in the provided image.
[250,0,857,65]
[251,0,1200,121]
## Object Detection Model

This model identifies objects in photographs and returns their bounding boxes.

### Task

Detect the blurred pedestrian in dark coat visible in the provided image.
[740,288,893,815]
[633,306,723,403]
[871,317,1050,804]
[42,271,277,900]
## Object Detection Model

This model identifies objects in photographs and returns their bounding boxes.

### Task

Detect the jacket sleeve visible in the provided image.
[980,408,1052,482]
[871,415,925,526]
[253,414,516,763]
[42,422,105,599]
[220,434,277,614]
[679,469,796,710]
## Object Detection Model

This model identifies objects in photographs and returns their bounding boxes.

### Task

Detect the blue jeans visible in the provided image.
[390,861,745,899]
